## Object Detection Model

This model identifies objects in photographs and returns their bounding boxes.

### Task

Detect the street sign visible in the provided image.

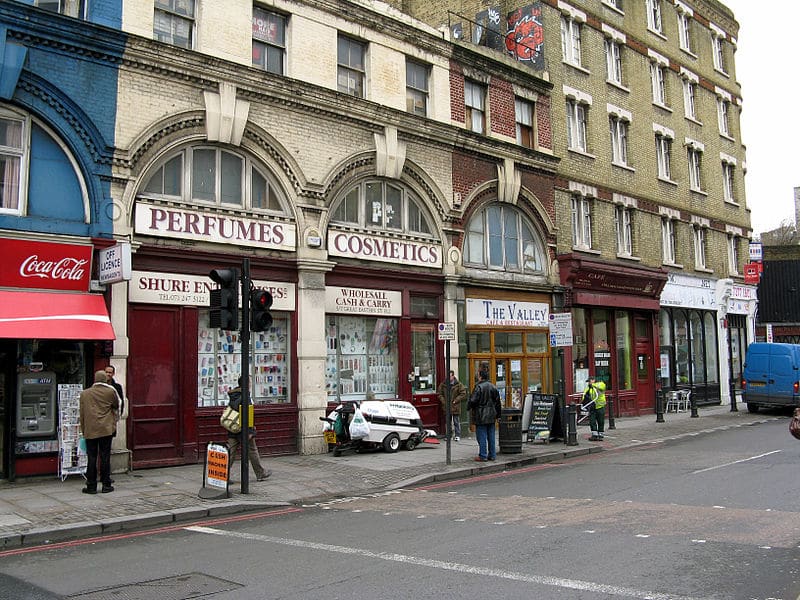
[437,322,455,341]
[548,313,573,347]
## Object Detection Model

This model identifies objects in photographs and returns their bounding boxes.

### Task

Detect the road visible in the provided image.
[1,419,798,600]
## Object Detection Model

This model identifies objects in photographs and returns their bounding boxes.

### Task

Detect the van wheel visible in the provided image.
[383,433,401,453]
[404,437,417,451]
[747,403,759,414]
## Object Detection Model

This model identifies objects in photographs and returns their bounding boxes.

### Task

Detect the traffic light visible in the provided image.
[209,268,239,330]
[250,288,273,332]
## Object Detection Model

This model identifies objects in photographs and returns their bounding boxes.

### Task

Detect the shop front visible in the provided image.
[719,281,757,402]
[559,255,667,417]
[464,290,553,408]
[659,273,721,405]
[0,237,115,478]
[126,261,297,469]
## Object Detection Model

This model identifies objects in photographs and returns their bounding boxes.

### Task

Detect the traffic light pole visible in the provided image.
[239,258,251,495]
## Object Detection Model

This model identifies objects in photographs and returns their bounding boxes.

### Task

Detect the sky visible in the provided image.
[721,0,800,236]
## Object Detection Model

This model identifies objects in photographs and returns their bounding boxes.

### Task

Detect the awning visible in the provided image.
[0,290,115,340]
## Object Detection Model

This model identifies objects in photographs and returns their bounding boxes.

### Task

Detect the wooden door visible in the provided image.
[128,306,184,467]
[634,315,654,413]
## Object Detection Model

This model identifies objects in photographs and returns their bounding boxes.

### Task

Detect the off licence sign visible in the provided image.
[548,313,573,347]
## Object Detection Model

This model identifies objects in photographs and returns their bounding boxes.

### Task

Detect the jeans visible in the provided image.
[589,406,606,436]
[449,414,461,438]
[85,435,113,488]
[475,423,496,459]
[228,434,267,479]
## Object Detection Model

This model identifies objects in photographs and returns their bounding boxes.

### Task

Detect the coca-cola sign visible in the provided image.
[0,237,93,291]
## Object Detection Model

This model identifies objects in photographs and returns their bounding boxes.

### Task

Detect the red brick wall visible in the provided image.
[450,60,465,124]
[489,76,515,138]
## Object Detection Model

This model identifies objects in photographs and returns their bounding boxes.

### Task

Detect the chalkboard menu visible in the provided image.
[527,393,558,443]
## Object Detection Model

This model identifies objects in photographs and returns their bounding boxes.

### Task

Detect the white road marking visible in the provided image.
[691,450,781,474]
[186,526,713,600]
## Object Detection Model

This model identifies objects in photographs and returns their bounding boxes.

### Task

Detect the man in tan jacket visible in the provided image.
[79,370,119,494]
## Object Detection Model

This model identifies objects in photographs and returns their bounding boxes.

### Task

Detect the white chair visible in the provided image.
[665,391,682,412]
[679,390,691,412]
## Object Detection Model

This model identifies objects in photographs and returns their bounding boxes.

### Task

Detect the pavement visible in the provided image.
[0,404,780,549]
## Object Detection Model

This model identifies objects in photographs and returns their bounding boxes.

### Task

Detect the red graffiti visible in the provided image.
[506,5,544,63]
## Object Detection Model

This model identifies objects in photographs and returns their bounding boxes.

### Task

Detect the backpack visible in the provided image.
[220,405,241,434]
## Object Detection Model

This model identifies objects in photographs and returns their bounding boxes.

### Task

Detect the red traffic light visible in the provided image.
[250,289,273,332]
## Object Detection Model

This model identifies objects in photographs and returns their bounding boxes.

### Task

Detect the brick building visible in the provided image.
[391,0,755,412]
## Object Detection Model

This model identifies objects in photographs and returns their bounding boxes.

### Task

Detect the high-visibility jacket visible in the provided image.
[587,380,607,409]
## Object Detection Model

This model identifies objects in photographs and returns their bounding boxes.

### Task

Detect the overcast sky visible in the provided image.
[721,0,799,236]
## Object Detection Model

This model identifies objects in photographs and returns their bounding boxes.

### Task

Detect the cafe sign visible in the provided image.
[466,298,549,327]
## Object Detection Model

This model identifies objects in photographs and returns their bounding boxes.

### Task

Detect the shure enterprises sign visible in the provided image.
[134,201,296,251]
[327,230,442,268]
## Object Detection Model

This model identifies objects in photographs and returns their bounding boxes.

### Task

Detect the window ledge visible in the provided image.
[680,47,697,60]
[657,176,678,186]
[606,80,630,93]
[685,116,703,126]
[648,28,667,41]
[719,132,735,142]
[690,187,707,197]
[612,161,635,173]
[616,253,641,262]
[568,148,596,160]
[572,246,601,255]
[601,1,624,16]
[663,261,684,269]
[564,61,591,76]
[653,101,673,113]
[724,198,740,207]
[694,266,714,274]
[714,67,730,78]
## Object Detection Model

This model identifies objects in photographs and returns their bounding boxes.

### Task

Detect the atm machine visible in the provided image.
[16,372,57,439]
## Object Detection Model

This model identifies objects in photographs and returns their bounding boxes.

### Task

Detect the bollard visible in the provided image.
[607,393,616,430]
[729,378,739,412]
[690,389,699,418]
[656,389,665,423]
[567,403,578,446]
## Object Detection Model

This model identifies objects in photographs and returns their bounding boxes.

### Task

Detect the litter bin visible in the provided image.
[499,408,522,454]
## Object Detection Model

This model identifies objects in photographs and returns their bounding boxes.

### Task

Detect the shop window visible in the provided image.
[331,180,433,236]
[198,316,290,406]
[0,112,24,214]
[526,332,548,353]
[410,295,438,319]
[467,331,491,353]
[494,332,523,354]
[573,307,589,392]
[154,0,195,49]
[659,309,673,388]
[326,316,398,402]
[704,312,718,383]
[252,7,287,75]
[140,147,287,213]
[615,311,632,390]
[674,312,689,384]
[592,309,611,387]
[464,204,545,274]
[410,323,436,395]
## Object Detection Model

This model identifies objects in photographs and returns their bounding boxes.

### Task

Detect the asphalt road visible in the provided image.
[1,419,798,600]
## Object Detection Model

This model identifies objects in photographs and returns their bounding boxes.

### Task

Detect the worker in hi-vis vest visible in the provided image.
[582,376,607,441]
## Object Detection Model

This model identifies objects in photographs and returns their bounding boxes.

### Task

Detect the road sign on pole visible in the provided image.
[438,322,455,341]
[548,313,573,347]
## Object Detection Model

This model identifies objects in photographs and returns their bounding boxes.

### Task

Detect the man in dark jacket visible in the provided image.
[227,377,271,482]
[467,369,501,461]
[437,370,467,441]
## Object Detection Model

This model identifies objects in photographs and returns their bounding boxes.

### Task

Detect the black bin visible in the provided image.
[499,408,523,454]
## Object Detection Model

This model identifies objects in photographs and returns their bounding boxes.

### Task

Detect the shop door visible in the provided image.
[469,357,547,409]
[634,316,654,412]
[129,307,184,467]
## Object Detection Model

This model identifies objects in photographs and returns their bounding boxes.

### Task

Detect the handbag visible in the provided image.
[790,408,800,441]
[220,405,241,434]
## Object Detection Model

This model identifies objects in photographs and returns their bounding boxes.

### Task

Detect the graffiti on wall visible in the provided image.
[474,7,504,51]
[506,3,545,69]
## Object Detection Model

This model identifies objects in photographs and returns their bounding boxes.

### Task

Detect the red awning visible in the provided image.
[0,290,115,340]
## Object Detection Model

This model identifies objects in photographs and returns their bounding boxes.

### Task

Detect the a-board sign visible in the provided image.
[199,442,230,499]
[527,393,558,442]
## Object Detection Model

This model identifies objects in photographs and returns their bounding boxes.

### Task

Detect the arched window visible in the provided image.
[331,180,433,236]
[140,146,287,213]
[464,204,545,274]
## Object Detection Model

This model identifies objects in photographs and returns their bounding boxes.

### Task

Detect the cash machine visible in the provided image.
[16,372,57,438]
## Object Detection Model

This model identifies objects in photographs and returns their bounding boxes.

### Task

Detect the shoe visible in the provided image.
[454,436,460,441]
[101,485,114,493]
[488,457,496,461]
[257,470,272,481]
[474,457,487,462]
[82,486,97,495]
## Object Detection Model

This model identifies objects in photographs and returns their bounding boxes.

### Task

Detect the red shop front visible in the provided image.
[323,266,446,433]
[0,237,115,478]
[559,255,667,417]
[126,249,298,469]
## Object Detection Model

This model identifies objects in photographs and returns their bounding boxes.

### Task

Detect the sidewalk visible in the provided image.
[0,405,776,548]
